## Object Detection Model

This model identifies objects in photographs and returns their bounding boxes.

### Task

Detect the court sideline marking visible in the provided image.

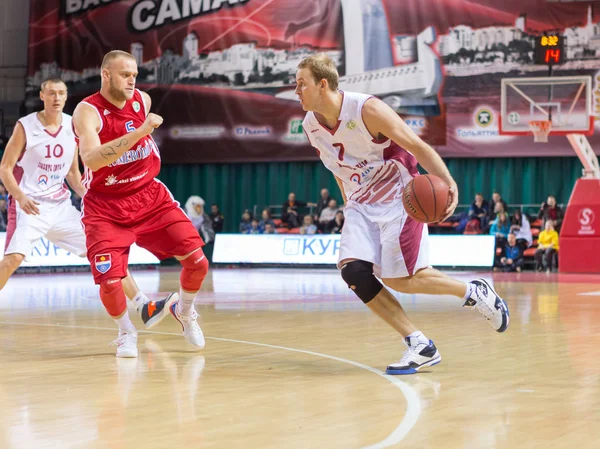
[1,320,421,449]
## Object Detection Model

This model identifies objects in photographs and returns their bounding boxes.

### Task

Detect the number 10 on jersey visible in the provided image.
[45,144,64,158]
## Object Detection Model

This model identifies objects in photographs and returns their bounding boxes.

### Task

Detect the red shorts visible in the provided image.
[82,180,203,284]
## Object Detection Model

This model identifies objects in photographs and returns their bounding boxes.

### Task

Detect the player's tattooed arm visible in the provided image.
[73,103,151,171]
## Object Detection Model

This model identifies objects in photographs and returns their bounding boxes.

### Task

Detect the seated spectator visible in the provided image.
[538,195,564,232]
[239,209,253,233]
[510,209,532,249]
[318,199,340,231]
[327,210,345,234]
[281,192,306,228]
[209,204,224,233]
[494,233,524,272]
[535,221,559,273]
[184,195,215,243]
[489,211,510,247]
[244,219,262,235]
[314,188,332,220]
[259,208,276,231]
[488,191,508,222]
[468,193,489,231]
[300,215,318,235]
[264,223,276,234]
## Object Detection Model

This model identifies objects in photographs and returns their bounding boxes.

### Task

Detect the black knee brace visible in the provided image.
[341,260,383,304]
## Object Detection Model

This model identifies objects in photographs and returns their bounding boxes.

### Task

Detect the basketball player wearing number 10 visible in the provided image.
[295,54,510,375]
[73,50,208,358]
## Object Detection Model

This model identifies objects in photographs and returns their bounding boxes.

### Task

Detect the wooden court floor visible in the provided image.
[0,267,599,449]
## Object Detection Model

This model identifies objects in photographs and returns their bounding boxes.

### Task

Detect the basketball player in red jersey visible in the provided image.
[72,51,208,358]
[0,78,174,330]
[295,54,509,374]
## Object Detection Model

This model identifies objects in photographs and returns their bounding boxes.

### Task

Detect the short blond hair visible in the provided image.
[40,78,66,91]
[298,53,339,91]
[101,50,136,69]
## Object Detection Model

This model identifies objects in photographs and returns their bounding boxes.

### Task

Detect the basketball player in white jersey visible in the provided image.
[0,78,175,329]
[295,54,510,375]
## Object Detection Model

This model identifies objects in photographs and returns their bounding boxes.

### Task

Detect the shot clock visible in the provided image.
[534,34,565,65]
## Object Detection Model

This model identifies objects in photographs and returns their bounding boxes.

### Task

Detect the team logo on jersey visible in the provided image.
[103,109,110,116]
[133,101,141,113]
[346,120,357,130]
[95,254,112,274]
[37,174,48,185]
[105,174,118,186]
[350,173,361,184]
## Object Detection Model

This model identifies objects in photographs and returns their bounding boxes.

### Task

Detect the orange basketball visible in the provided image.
[402,174,450,223]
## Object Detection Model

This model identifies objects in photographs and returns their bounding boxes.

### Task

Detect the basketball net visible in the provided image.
[529,120,552,143]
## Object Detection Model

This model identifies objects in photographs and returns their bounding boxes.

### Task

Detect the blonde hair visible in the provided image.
[40,78,66,92]
[101,50,136,69]
[297,53,339,91]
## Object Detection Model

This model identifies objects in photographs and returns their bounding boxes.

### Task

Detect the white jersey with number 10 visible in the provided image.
[15,112,74,202]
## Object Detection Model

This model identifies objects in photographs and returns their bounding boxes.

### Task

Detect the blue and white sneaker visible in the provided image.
[386,338,441,375]
[464,278,510,333]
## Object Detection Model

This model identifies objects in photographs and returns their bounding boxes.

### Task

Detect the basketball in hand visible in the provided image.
[402,174,450,223]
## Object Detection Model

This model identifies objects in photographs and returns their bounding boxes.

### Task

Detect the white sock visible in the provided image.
[406,330,429,347]
[131,291,149,311]
[114,311,136,334]
[178,289,198,315]
[463,282,475,301]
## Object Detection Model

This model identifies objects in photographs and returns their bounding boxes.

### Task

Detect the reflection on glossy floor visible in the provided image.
[1,268,599,449]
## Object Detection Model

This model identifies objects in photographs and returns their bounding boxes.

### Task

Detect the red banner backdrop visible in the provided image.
[26,0,600,162]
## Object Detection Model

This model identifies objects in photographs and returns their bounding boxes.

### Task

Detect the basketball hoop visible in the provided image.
[529,120,552,143]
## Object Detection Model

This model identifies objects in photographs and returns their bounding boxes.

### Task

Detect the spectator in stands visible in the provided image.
[209,204,224,233]
[184,195,215,244]
[489,211,510,247]
[264,223,276,234]
[281,192,306,228]
[510,209,532,249]
[259,208,276,231]
[300,215,318,235]
[488,191,508,222]
[0,184,8,201]
[314,188,332,220]
[318,199,340,231]
[468,193,489,231]
[244,219,262,235]
[494,233,524,272]
[327,210,345,234]
[239,209,253,233]
[535,220,560,273]
[538,195,564,232]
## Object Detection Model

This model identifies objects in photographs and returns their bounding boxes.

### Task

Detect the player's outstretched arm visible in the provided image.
[362,97,458,220]
[65,148,87,198]
[0,122,40,215]
[73,103,162,171]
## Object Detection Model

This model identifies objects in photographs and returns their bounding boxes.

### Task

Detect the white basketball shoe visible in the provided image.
[169,301,205,349]
[463,278,510,332]
[386,337,441,375]
[112,331,138,358]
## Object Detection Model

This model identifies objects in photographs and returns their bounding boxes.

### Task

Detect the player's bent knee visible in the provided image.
[341,260,383,304]
[179,249,209,292]
[99,278,127,317]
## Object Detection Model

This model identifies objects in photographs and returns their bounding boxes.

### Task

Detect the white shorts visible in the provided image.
[338,199,429,279]
[4,197,86,258]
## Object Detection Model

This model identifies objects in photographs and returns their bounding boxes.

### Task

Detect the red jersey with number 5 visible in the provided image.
[75,89,161,196]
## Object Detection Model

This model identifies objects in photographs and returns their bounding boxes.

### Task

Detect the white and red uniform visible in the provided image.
[4,112,86,257]
[303,91,429,278]
[75,89,202,284]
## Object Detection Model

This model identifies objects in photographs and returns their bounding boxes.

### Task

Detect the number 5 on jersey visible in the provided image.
[125,121,136,132]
